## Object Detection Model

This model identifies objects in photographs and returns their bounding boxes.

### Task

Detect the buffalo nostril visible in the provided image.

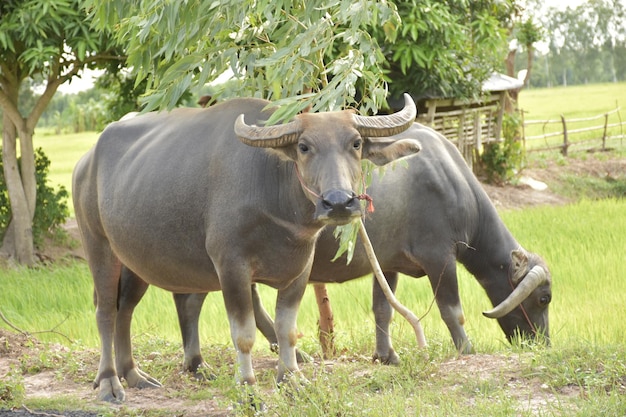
[321,190,355,210]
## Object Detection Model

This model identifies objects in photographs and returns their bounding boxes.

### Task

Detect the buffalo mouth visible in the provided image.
[505,323,550,347]
[314,190,362,225]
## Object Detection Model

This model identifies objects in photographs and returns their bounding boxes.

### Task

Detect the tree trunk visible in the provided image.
[504,48,516,78]
[1,114,35,266]
[0,70,60,266]
[503,49,518,113]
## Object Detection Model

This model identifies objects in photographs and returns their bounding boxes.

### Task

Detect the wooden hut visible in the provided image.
[414,72,523,170]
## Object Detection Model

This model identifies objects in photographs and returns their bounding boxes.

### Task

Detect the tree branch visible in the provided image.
[0,309,74,344]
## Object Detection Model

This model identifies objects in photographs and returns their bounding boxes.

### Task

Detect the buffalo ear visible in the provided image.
[363,138,421,166]
[510,249,529,284]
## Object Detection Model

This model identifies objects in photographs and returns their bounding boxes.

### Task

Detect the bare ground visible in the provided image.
[1,152,625,416]
[0,328,584,416]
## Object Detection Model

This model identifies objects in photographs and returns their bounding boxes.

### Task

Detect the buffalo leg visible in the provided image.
[251,284,279,350]
[115,267,162,389]
[274,270,309,383]
[251,285,310,363]
[372,271,400,364]
[173,292,209,375]
[220,269,258,386]
[85,238,126,402]
[172,284,282,373]
[427,261,473,353]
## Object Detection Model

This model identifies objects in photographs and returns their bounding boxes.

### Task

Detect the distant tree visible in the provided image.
[504,16,544,109]
[0,0,123,266]
[541,0,626,86]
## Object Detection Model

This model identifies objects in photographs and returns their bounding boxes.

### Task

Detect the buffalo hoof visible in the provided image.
[191,363,217,381]
[277,370,310,395]
[373,349,400,365]
[270,343,310,364]
[235,383,266,414]
[95,376,125,403]
[456,340,474,355]
[296,349,312,364]
[124,367,162,389]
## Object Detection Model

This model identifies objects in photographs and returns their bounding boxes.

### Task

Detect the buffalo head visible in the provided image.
[483,249,552,344]
[234,94,422,225]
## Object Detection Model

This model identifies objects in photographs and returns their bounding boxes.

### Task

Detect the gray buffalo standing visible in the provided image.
[72,95,421,402]
[117,122,552,377]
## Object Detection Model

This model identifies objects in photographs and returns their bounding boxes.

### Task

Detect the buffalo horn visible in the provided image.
[352,93,417,137]
[234,115,303,148]
[482,265,548,319]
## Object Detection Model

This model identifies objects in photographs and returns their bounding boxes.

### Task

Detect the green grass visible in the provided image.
[34,131,98,191]
[2,199,624,351]
[520,82,626,120]
[519,82,626,150]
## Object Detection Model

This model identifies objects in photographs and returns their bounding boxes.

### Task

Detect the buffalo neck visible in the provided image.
[458,194,520,303]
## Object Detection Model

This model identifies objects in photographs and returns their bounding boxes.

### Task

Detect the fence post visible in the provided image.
[602,112,609,151]
[560,114,568,156]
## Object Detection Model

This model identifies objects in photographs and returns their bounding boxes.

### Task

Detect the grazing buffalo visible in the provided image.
[119,121,552,374]
[72,95,420,402]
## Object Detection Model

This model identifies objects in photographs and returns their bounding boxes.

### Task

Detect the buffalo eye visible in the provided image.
[298,143,309,154]
[539,294,551,306]
[352,139,362,151]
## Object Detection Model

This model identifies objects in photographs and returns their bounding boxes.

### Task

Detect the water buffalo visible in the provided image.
[72,95,420,402]
[117,122,552,376]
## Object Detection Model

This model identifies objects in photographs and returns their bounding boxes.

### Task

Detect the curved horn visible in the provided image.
[483,266,548,319]
[234,115,303,148]
[352,93,417,137]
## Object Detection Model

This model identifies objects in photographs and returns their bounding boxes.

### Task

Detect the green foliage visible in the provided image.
[373,0,517,100]
[516,16,543,46]
[0,368,25,408]
[86,0,399,120]
[85,0,520,114]
[481,112,524,184]
[0,148,69,247]
[0,0,118,80]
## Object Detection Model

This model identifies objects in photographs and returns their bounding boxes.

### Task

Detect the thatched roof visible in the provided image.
[482,72,523,92]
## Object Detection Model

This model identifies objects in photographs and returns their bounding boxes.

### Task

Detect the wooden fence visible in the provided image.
[522,107,625,155]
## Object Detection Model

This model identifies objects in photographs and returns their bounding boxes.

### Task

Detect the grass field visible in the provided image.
[519,82,625,120]
[519,82,626,150]
[1,199,624,416]
[2,199,624,352]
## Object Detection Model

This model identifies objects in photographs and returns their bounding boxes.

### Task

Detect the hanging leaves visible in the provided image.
[85,0,401,120]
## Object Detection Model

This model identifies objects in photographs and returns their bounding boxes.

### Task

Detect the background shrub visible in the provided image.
[0,147,69,247]
[480,112,525,184]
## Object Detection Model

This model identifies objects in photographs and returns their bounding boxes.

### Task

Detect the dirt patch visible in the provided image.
[480,152,626,210]
[0,329,586,416]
